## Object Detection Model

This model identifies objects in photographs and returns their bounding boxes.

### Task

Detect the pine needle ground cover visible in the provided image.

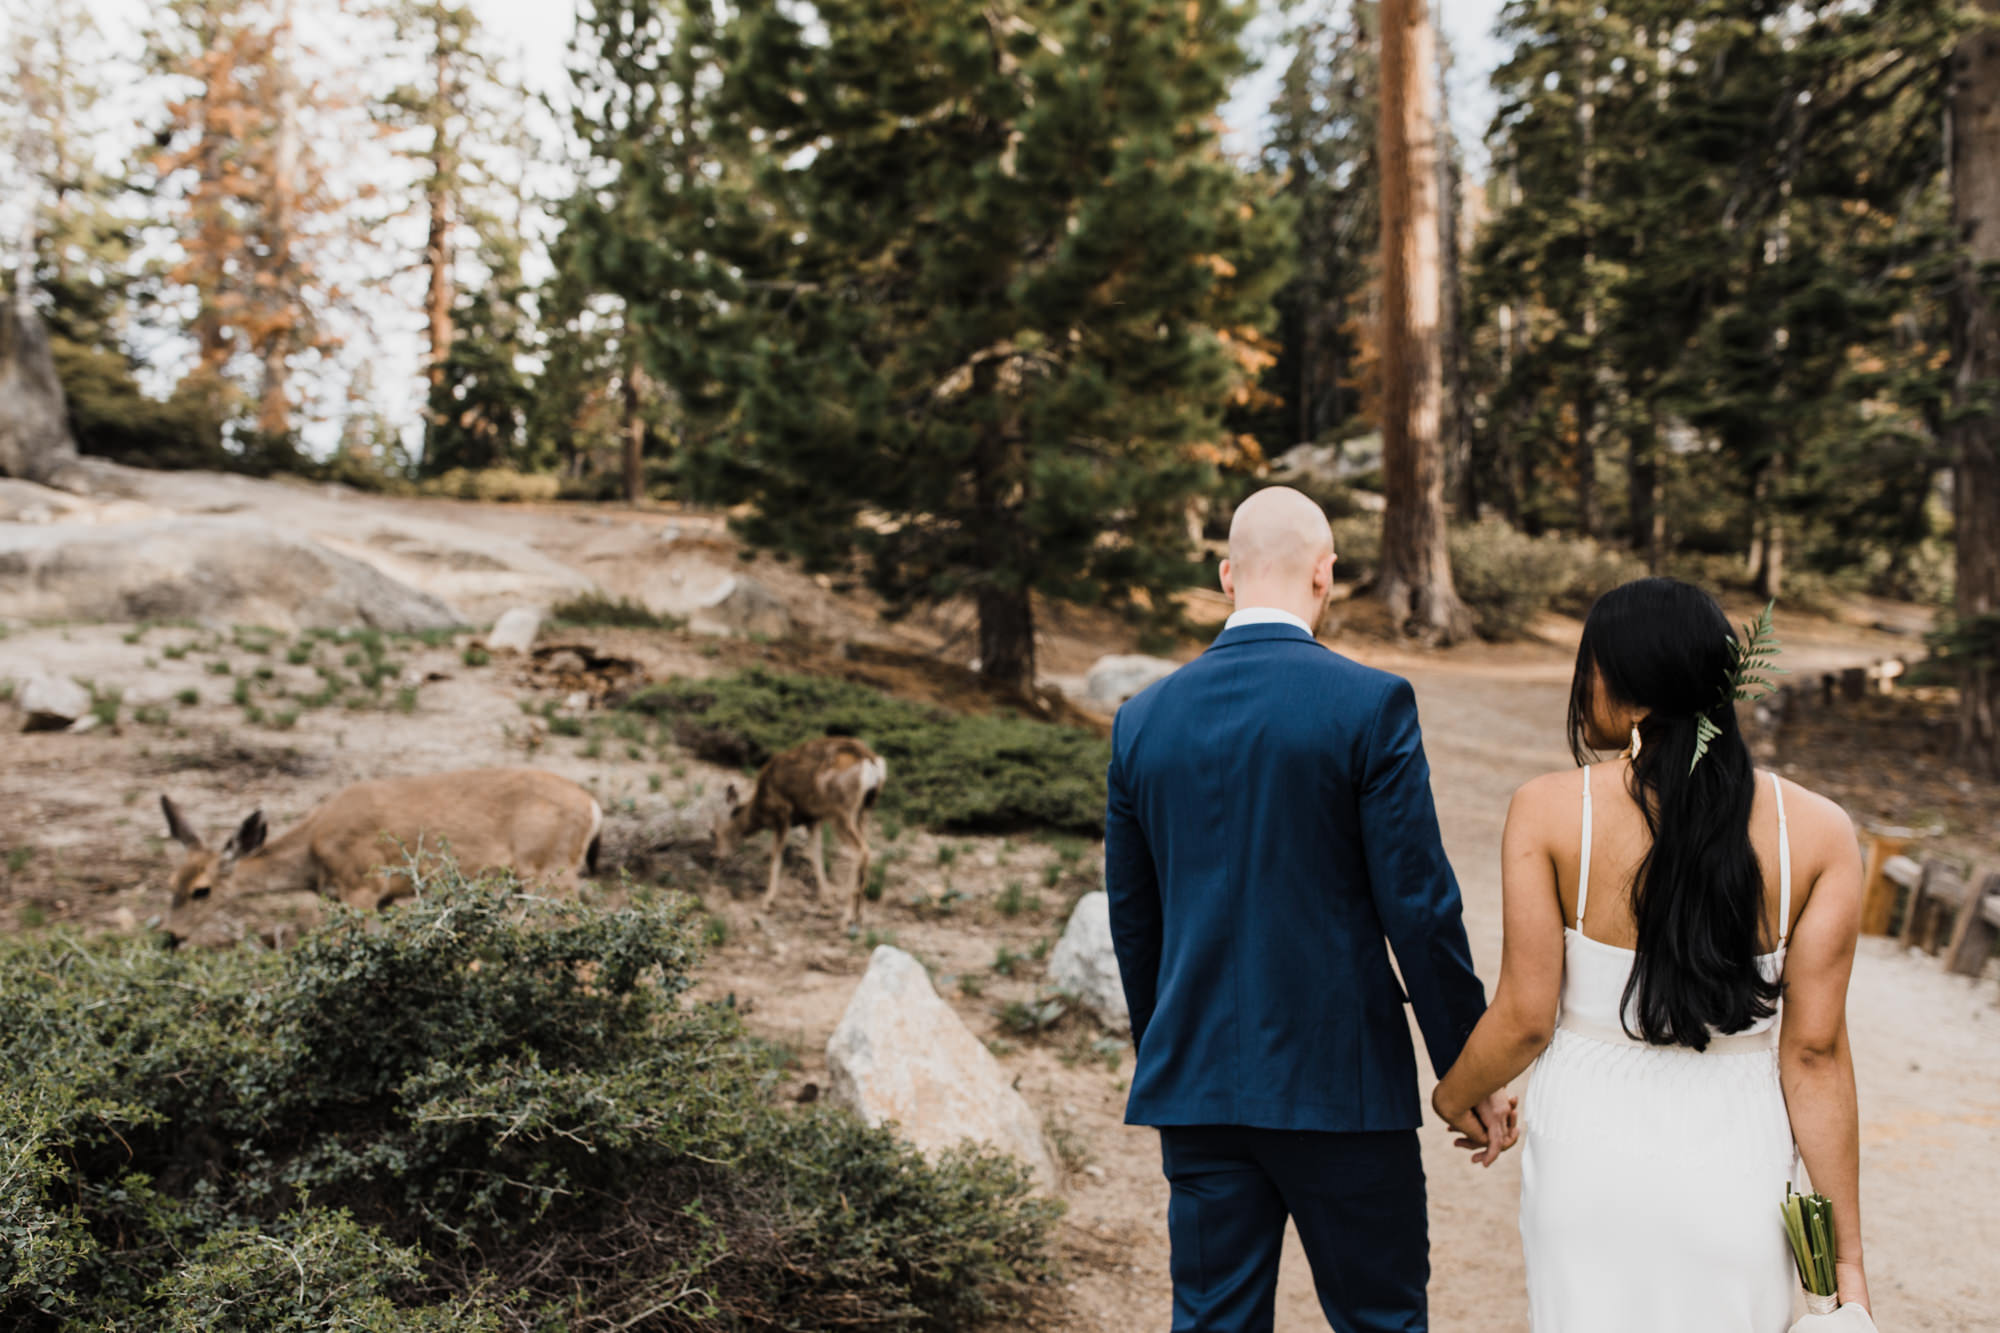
[0,874,1057,1330]
[622,669,1110,836]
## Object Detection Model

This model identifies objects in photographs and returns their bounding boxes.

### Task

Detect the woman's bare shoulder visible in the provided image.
[1768,772,1860,868]
[1508,766,1590,822]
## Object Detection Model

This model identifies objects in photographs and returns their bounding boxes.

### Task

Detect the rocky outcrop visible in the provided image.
[826,946,1057,1189]
[637,554,793,639]
[0,515,461,631]
[1084,654,1179,710]
[0,293,83,488]
[16,673,92,731]
[1046,891,1130,1034]
[486,607,541,654]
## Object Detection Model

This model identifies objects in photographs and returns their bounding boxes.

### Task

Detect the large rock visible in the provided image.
[16,673,93,731]
[487,607,541,654]
[638,554,793,639]
[1047,891,1130,1034]
[1084,654,1179,710]
[0,294,84,488]
[0,515,461,631]
[827,946,1057,1189]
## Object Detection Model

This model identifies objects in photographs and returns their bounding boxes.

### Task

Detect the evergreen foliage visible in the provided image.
[0,873,1057,1329]
[621,668,1111,834]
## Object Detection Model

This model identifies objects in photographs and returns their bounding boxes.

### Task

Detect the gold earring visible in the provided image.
[1628,724,1643,759]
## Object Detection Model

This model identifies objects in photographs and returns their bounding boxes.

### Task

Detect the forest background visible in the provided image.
[3,0,1996,769]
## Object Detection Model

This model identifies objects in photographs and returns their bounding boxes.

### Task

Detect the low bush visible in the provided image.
[419,467,563,504]
[1330,517,1642,639]
[0,870,1057,1330]
[622,668,1111,835]
[549,590,685,630]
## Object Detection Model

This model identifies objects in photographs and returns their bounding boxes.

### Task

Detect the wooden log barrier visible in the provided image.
[1943,868,2000,978]
[1859,828,1917,937]
[1897,860,1969,955]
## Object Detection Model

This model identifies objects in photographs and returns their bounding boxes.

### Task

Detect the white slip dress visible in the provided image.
[1519,766,1799,1332]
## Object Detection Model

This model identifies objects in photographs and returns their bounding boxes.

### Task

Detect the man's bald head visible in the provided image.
[1227,486,1334,581]
[1219,486,1337,629]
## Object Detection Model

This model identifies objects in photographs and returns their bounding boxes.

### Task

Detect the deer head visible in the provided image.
[714,782,754,859]
[160,795,267,933]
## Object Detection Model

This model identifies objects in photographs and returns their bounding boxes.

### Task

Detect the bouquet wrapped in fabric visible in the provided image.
[1784,1187,1879,1332]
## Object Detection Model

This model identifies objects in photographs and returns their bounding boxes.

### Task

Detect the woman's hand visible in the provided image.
[1834,1259,1869,1315]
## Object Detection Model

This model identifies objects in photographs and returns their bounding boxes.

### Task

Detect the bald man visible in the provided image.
[1104,486,1507,1332]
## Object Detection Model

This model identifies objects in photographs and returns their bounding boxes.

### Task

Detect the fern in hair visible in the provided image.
[1691,602,1786,773]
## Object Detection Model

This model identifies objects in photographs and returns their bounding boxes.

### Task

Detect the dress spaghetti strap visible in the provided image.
[1772,771,1792,946]
[1577,765,1593,931]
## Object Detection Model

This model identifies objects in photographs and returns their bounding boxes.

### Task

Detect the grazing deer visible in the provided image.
[159,767,602,944]
[716,737,886,929]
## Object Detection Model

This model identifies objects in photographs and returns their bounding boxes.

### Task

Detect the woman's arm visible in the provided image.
[1432,779,1568,1157]
[1779,795,1867,1312]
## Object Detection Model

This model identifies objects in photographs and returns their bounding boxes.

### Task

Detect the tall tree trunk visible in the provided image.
[1376,0,1471,640]
[1950,0,2000,773]
[1751,455,1786,600]
[972,361,1036,690]
[1573,36,1599,540]
[1437,38,1473,519]
[622,348,645,504]
[1627,412,1664,572]
[423,31,455,407]
[256,0,299,442]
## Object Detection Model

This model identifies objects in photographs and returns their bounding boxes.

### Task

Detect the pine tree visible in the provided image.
[1257,0,1379,455]
[686,0,1287,691]
[1949,0,2000,772]
[1377,0,1470,639]
[146,0,346,467]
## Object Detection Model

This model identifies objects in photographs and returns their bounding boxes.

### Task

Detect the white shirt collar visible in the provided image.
[1223,606,1313,635]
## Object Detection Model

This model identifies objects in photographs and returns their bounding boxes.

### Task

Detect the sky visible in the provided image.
[3,0,1515,456]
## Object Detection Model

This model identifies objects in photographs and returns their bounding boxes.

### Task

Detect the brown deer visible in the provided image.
[159,767,602,945]
[716,737,886,929]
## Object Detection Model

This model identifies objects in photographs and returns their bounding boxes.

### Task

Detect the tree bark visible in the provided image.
[622,348,645,504]
[1437,40,1473,519]
[1627,413,1664,572]
[972,360,1036,691]
[423,28,455,407]
[256,0,299,442]
[1572,35,1599,540]
[1375,0,1471,640]
[1950,0,2000,773]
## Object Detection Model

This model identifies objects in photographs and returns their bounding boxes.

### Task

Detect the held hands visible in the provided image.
[1432,1085,1520,1168]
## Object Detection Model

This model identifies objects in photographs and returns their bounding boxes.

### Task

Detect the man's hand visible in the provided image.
[1434,1084,1519,1168]
[1463,1090,1519,1167]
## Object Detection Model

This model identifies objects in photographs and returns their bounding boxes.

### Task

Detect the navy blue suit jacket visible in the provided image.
[1105,621,1486,1132]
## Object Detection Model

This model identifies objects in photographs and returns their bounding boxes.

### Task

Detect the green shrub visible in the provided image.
[1448,521,1644,638]
[0,869,1056,1330]
[548,590,684,630]
[418,467,562,503]
[622,669,1110,835]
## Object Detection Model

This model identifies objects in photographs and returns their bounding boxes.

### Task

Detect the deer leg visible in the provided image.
[762,828,786,908]
[807,822,831,899]
[839,813,869,930]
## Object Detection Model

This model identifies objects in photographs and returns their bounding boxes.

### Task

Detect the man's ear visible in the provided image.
[1218,557,1235,601]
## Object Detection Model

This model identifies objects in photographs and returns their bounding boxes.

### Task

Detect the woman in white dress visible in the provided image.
[1432,578,1870,1331]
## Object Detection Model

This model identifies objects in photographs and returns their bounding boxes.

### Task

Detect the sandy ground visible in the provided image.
[0,473,1994,1330]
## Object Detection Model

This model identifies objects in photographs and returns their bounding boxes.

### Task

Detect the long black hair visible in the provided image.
[1566,578,1784,1050]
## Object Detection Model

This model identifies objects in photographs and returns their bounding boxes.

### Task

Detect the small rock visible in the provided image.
[1083,1164,1108,1181]
[66,713,101,734]
[17,673,92,731]
[562,690,590,713]
[1084,654,1179,710]
[487,606,542,654]
[827,946,1058,1189]
[1047,891,1130,1034]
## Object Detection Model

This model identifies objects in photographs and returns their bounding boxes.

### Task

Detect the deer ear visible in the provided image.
[161,795,203,849]
[225,810,267,859]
